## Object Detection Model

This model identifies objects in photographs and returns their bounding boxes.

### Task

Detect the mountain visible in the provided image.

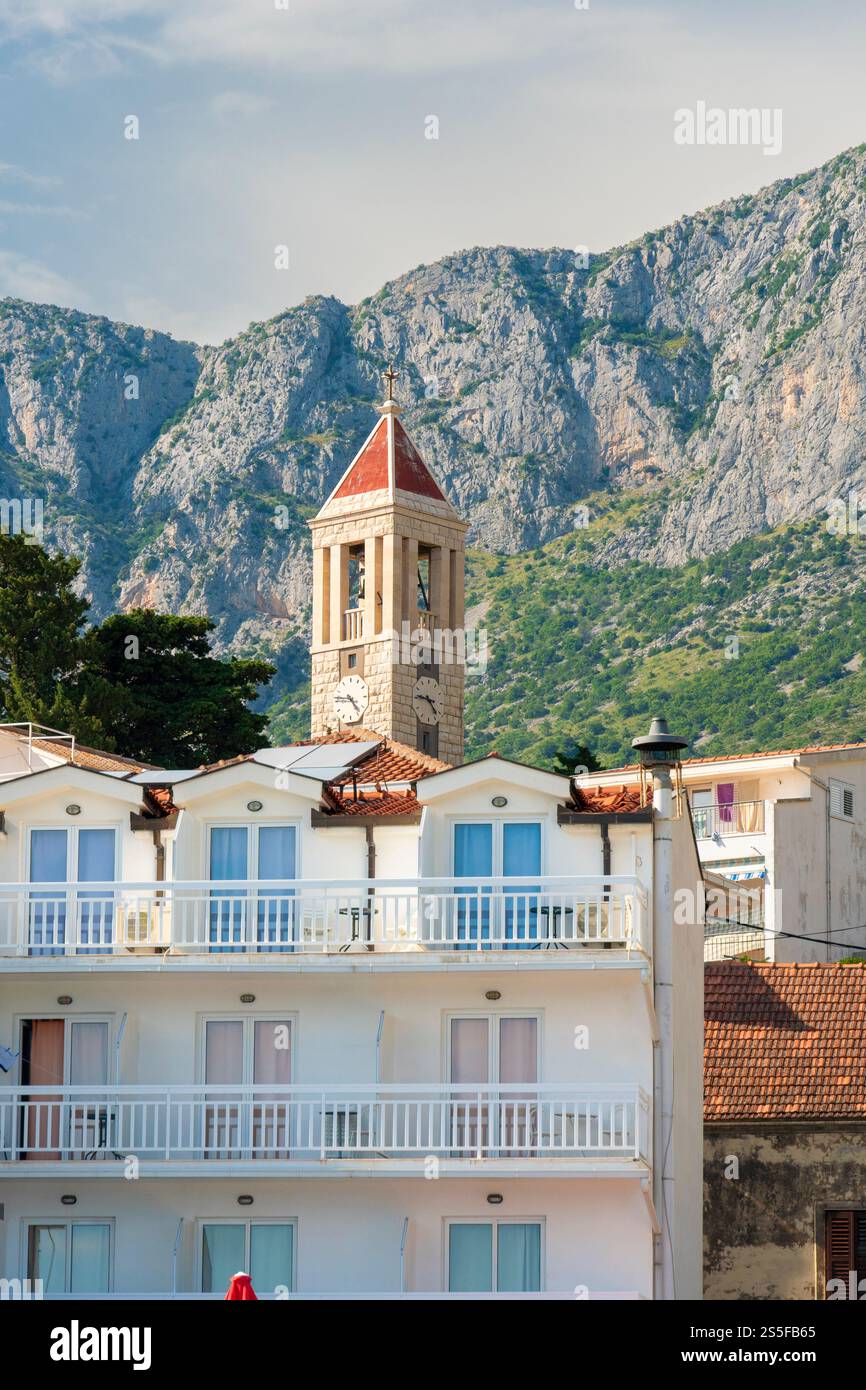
[2,145,866,763]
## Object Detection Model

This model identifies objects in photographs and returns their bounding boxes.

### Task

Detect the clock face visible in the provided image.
[413,676,444,726]
[333,674,369,724]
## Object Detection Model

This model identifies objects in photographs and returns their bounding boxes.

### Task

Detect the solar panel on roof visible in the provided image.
[292,741,379,769]
[251,742,379,778]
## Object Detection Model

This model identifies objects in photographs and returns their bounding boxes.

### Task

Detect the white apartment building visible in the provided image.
[580,744,866,963]
[0,388,704,1301]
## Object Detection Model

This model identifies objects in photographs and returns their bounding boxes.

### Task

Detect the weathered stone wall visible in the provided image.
[704,1123,866,1299]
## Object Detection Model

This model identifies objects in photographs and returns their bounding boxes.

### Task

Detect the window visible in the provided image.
[447,1221,542,1293]
[28,826,117,954]
[200,1222,294,1295]
[202,1017,292,1157]
[20,1017,111,1158]
[825,1210,866,1294]
[449,1015,538,1154]
[452,819,542,947]
[208,823,298,951]
[829,779,855,821]
[26,1221,112,1294]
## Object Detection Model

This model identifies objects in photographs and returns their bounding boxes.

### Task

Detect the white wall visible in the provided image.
[0,1176,653,1297]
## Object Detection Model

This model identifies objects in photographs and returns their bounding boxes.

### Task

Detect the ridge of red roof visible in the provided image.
[705,961,866,1122]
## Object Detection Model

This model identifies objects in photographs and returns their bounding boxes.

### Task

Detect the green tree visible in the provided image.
[0,533,90,725]
[551,742,602,776]
[81,610,275,765]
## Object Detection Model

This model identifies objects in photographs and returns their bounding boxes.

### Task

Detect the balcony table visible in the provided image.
[531,904,574,950]
[337,904,374,952]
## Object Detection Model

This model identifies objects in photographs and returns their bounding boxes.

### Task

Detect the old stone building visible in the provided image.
[704,961,866,1299]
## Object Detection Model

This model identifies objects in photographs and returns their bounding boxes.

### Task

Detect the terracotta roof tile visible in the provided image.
[30,738,155,775]
[322,787,421,818]
[597,739,866,777]
[704,962,866,1122]
[570,783,644,814]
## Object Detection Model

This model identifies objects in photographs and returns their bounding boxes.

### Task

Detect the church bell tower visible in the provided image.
[309,368,468,764]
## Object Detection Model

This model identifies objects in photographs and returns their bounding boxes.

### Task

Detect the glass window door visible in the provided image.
[203,1018,292,1157]
[20,1018,110,1158]
[448,1221,542,1293]
[27,1222,111,1294]
[201,1222,294,1295]
[449,1015,538,1154]
[452,820,542,949]
[209,824,297,952]
[28,827,116,956]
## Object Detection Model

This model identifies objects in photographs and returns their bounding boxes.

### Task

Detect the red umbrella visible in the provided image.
[225,1271,258,1300]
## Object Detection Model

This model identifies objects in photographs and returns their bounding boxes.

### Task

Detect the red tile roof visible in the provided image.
[596,739,866,777]
[570,783,644,814]
[31,738,155,775]
[331,412,447,502]
[322,787,421,818]
[704,962,866,1121]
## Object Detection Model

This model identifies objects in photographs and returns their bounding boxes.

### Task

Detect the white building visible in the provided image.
[580,744,866,963]
[0,388,704,1301]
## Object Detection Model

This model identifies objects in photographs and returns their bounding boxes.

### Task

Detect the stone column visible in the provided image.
[363,535,380,638]
[382,533,402,636]
[329,543,348,645]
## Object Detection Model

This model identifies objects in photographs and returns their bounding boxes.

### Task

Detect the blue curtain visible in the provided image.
[201,1224,245,1293]
[209,828,248,951]
[250,1224,293,1294]
[256,826,297,952]
[453,823,493,949]
[29,829,67,957]
[77,829,116,953]
[503,823,541,948]
[449,1223,493,1292]
[497,1223,542,1292]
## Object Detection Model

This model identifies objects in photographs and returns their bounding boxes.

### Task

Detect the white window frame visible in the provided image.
[204,819,302,882]
[195,1217,297,1294]
[448,814,547,878]
[24,823,121,885]
[444,1010,543,1085]
[197,1012,296,1085]
[829,779,856,822]
[21,1218,114,1293]
[444,1217,545,1294]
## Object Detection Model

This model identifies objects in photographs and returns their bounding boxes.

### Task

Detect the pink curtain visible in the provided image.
[450,1019,489,1084]
[717,783,735,825]
[499,1018,537,1083]
[205,1021,243,1156]
[25,1019,64,1159]
[253,1022,291,1156]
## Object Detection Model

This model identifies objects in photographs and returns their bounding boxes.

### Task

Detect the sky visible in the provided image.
[0,0,864,345]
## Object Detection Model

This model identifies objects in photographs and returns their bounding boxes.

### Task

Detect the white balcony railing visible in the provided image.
[0,1083,650,1163]
[0,876,647,957]
[690,800,765,839]
[342,607,363,641]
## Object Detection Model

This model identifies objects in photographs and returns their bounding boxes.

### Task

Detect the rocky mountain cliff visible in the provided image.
[2,144,866,745]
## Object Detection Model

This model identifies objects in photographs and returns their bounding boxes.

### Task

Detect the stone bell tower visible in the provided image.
[309,368,468,764]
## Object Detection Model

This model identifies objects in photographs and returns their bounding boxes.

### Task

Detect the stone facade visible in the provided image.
[704,1123,866,1299]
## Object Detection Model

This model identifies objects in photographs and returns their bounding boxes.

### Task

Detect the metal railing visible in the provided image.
[0,1083,650,1163]
[0,876,647,957]
[690,800,765,839]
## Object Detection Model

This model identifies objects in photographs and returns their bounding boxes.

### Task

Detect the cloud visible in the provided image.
[0,249,85,306]
[0,0,586,78]
[0,200,84,218]
[0,163,61,189]
[210,90,274,120]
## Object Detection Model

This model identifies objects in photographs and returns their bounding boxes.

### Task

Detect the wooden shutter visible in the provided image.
[826,1210,854,1283]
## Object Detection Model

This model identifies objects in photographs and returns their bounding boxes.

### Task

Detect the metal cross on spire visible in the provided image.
[383,363,399,401]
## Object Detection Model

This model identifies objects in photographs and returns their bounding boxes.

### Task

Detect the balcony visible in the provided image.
[690,800,765,839]
[0,1083,650,1171]
[0,876,648,959]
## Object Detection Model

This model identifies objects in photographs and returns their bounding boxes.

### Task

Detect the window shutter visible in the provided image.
[826,1210,854,1283]
[843,787,855,818]
[829,780,855,820]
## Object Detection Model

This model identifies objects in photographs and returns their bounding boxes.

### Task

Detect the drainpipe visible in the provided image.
[171,1217,184,1298]
[793,760,831,962]
[365,826,375,951]
[599,822,611,901]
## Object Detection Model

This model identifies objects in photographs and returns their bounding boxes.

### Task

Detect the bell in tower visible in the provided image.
[308,367,468,764]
